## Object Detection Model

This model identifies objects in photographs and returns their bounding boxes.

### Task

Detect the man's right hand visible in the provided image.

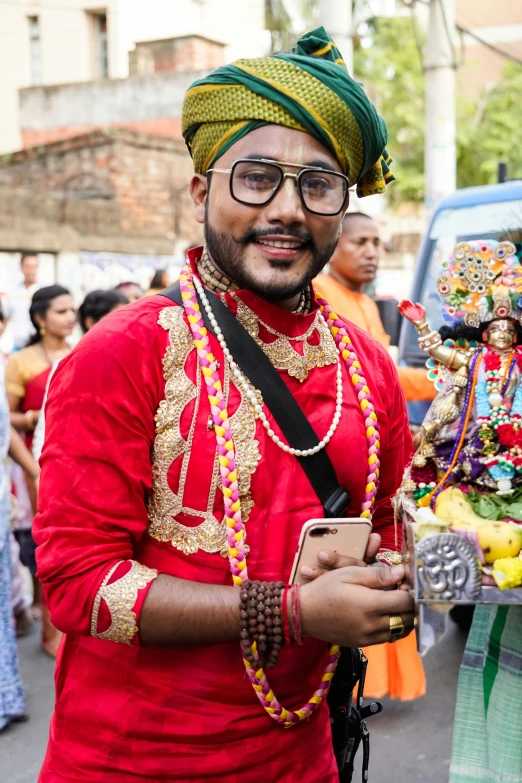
[300,564,415,648]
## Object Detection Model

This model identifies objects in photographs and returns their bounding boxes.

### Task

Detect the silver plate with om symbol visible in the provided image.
[415,533,482,603]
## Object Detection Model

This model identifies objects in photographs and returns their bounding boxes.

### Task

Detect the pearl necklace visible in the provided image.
[194,276,343,457]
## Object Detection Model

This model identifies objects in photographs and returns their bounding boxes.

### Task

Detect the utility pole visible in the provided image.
[319,0,353,74]
[424,0,457,211]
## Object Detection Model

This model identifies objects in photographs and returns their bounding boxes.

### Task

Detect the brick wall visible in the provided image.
[0,129,202,254]
[129,35,225,76]
[21,118,182,151]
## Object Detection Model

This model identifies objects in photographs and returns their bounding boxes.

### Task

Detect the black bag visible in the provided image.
[328,648,383,782]
[161,283,383,781]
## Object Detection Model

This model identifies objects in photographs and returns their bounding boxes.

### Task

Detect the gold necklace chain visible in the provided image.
[230,292,320,342]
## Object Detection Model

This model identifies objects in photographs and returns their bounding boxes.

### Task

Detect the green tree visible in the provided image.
[354,16,522,201]
[354,16,425,204]
[457,61,522,188]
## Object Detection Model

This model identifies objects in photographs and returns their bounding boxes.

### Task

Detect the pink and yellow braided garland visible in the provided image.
[315,294,381,518]
[178,266,381,727]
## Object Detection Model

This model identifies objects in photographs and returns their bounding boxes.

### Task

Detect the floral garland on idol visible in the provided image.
[428,344,522,505]
[178,264,381,727]
[477,346,522,482]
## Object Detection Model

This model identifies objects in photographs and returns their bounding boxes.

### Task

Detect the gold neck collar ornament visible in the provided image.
[197,247,312,315]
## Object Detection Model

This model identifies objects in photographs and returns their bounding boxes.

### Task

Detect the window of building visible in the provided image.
[28,16,42,85]
[97,13,109,78]
[87,11,109,79]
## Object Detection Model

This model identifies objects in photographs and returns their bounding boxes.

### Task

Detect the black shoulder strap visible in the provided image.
[160,282,349,517]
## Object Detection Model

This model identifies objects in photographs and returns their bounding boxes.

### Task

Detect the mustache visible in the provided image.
[237,227,316,248]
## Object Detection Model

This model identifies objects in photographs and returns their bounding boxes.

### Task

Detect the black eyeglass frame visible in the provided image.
[206,158,350,217]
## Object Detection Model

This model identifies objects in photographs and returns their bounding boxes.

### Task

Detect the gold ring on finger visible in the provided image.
[389,614,405,641]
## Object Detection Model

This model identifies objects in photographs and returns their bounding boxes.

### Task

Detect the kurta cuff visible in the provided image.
[91,560,157,646]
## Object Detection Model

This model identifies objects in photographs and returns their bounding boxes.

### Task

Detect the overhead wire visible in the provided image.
[405,0,522,69]
[456,24,522,68]
[409,8,425,73]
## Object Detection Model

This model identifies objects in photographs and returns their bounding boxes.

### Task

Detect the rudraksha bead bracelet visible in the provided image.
[239,580,285,668]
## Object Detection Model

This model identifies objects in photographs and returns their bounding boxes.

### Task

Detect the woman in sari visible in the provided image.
[32,287,129,462]
[0,300,40,731]
[5,285,75,657]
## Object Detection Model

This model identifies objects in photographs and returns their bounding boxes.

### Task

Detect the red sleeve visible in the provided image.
[33,298,169,645]
[371,345,413,551]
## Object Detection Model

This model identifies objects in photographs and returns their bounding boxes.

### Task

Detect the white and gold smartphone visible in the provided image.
[289,518,372,585]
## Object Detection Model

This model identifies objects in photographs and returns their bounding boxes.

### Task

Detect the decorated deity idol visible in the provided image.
[399,239,522,590]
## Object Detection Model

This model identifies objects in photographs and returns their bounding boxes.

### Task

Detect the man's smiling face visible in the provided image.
[190,125,348,304]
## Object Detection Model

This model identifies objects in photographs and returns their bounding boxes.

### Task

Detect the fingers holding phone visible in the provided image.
[299,563,416,648]
[299,532,382,581]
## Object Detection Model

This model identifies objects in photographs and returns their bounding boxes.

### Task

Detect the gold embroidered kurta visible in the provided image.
[34,253,412,781]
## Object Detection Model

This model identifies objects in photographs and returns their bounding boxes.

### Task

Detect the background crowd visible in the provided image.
[0,254,172,729]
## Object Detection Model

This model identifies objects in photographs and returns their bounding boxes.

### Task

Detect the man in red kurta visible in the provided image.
[34,28,415,783]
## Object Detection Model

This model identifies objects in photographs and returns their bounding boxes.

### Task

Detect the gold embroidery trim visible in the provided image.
[233,297,337,382]
[147,305,261,556]
[375,550,403,566]
[90,560,157,645]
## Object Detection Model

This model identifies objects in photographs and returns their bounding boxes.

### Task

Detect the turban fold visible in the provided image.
[182,27,394,198]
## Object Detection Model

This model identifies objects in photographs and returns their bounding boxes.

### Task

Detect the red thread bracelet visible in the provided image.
[282,584,292,646]
[291,584,303,646]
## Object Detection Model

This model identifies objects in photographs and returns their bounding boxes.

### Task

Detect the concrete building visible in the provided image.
[0,0,266,154]
[18,64,209,148]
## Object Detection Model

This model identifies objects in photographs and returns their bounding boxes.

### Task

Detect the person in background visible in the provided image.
[77,289,129,334]
[316,212,428,703]
[114,281,144,302]
[0,402,41,732]
[0,298,40,732]
[145,270,171,297]
[5,253,41,351]
[316,212,435,403]
[32,288,130,463]
[5,285,75,657]
[0,303,33,639]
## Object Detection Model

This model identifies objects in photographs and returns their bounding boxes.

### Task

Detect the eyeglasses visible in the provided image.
[206,158,349,216]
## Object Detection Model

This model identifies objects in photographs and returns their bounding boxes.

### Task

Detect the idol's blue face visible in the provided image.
[190,124,348,307]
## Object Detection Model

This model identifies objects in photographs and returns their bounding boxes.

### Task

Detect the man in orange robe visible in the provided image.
[316,212,435,403]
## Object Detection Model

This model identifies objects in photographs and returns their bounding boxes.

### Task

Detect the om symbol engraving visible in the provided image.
[415,534,482,602]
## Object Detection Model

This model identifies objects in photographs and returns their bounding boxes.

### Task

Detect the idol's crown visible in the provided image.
[437,239,519,328]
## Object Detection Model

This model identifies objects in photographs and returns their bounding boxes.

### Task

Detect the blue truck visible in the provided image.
[398,179,522,425]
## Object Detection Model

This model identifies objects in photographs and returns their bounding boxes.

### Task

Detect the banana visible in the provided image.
[476,522,522,563]
[435,487,485,528]
[434,486,522,563]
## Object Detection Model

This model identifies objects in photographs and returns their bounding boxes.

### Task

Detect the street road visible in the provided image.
[2,619,468,783]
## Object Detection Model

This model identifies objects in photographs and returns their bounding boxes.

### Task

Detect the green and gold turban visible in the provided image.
[182,27,394,198]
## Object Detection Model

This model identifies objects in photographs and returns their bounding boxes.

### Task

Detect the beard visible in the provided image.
[204,207,338,301]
